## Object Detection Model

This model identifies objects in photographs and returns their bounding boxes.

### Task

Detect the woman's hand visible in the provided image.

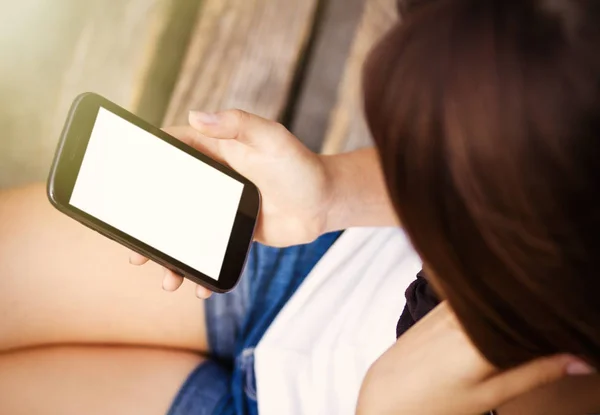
[130,110,334,298]
[357,302,595,415]
[182,110,333,247]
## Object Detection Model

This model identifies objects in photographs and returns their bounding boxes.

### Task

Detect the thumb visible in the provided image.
[482,355,595,406]
[189,109,282,148]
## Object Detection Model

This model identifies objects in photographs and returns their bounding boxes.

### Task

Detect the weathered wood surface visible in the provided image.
[289,0,367,152]
[321,0,398,154]
[0,0,198,188]
[1,0,396,188]
[163,0,320,126]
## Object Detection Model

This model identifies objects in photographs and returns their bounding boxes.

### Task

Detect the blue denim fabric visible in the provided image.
[168,361,233,415]
[167,232,342,415]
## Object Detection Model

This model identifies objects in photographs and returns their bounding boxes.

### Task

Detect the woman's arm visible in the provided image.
[322,147,399,233]
[356,303,587,415]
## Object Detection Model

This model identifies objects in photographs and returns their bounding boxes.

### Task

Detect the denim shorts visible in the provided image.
[167,232,341,415]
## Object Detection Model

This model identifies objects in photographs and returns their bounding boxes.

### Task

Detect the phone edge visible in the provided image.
[46,92,95,208]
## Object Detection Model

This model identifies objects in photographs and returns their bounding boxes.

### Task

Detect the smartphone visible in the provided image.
[47,93,260,293]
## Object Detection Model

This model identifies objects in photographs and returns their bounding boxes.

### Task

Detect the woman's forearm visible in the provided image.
[322,147,399,232]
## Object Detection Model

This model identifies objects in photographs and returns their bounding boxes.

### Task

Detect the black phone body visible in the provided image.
[48,93,260,293]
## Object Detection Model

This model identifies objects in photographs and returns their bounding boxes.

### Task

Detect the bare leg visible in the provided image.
[0,346,204,415]
[0,184,208,352]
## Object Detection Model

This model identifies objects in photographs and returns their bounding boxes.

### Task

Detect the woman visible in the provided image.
[1,0,599,414]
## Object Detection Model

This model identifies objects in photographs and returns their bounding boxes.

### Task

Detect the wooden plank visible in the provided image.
[289,0,367,152]
[0,0,199,188]
[321,0,397,154]
[135,0,201,124]
[163,0,320,126]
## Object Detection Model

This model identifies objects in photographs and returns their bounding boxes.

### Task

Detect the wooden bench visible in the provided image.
[0,0,397,188]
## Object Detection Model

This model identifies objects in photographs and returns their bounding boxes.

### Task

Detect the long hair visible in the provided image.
[364,0,600,368]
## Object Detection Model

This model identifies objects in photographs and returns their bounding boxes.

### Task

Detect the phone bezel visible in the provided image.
[47,93,260,293]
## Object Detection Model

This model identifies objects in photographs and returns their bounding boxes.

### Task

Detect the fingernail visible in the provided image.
[190,111,220,125]
[567,361,596,376]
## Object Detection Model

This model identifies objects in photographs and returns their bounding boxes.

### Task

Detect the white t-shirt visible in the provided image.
[254,227,422,415]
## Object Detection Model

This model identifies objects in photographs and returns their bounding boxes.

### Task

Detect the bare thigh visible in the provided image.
[0,346,204,415]
[0,184,208,352]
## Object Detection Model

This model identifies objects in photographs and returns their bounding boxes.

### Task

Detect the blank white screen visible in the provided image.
[70,107,244,281]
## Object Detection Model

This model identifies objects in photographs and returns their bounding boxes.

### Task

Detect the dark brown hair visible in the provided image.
[364,0,600,369]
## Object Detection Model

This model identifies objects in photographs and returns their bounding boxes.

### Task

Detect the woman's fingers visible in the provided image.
[161,126,226,165]
[189,109,285,150]
[162,269,212,299]
[131,250,213,299]
[162,269,184,292]
[196,285,212,300]
[129,251,149,266]
[480,355,595,408]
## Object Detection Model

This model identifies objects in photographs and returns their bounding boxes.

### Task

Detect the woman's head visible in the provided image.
[364,0,600,369]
